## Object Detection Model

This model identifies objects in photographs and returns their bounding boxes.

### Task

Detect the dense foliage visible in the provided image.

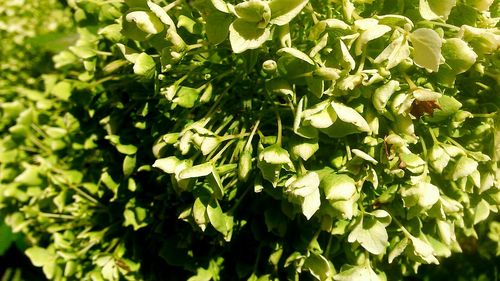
[1,0,499,280]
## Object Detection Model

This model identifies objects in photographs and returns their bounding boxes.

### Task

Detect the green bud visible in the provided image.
[238,150,253,182]
[313,67,341,80]
[262,59,277,73]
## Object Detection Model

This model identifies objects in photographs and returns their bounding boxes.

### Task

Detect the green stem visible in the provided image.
[245,119,261,151]
[428,128,439,144]
[403,74,417,90]
[472,113,497,118]
[276,111,282,146]
[419,20,460,31]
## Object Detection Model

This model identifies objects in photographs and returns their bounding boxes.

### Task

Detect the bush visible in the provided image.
[0,0,499,280]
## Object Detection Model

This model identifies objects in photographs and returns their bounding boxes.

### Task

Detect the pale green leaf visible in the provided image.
[125,11,164,34]
[290,139,319,161]
[419,0,456,20]
[321,173,356,201]
[287,172,321,219]
[303,253,333,281]
[334,263,380,281]
[207,199,228,235]
[374,35,410,69]
[352,149,378,164]
[269,0,309,26]
[473,199,490,224]
[412,88,442,101]
[259,144,291,164]
[179,162,213,179]
[442,38,477,74]
[25,247,56,267]
[388,237,409,263]
[409,235,439,264]
[153,156,181,174]
[452,156,478,180]
[234,0,271,25]
[355,25,392,55]
[133,52,155,77]
[304,106,337,129]
[229,19,270,53]
[348,216,389,255]
[211,0,231,13]
[410,28,442,72]
[331,102,371,133]
[278,47,315,65]
[372,80,400,113]
[147,1,175,27]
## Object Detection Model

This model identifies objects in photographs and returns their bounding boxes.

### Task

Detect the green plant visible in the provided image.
[0,0,499,280]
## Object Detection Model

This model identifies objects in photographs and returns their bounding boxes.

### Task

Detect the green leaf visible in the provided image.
[427,95,462,122]
[321,173,357,201]
[133,52,156,78]
[207,199,228,235]
[179,162,213,179]
[238,150,253,182]
[374,35,410,69]
[372,80,400,113]
[290,138,319,161]
[388,237,409,263]
[229,19,270,53]
[286,172,321,219]
[347,216,389,255]
[278,47,314,65]
[193,197,209,231]
[442,38,477,74]
[473,199,490,224]
[125,11,164,34]
[452,156,478,180]
[147,1,175,27]
[355,24,392,55]
[259,144,291,164]
[331,102,371,133]
[123,154,136,178]
[173,86,201,108]
[304,105,337,129]
[401,182,440,209]
[0,221,15,256]
[303,253,333,281]
[206,12,232,44]
[25,247,56,267]
[14,166,43,186]
[409,235,439,264]
[153,156,181,174]
[410,28,442,72]
[334,263,380,281]
[211,0,231,13]
[234,0,271,25]
[269,0,309,26]
[51,81,72,101]
[419,0,457,20]
[466,0,494,11]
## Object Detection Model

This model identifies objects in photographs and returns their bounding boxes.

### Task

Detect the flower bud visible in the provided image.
[262,60,277,74]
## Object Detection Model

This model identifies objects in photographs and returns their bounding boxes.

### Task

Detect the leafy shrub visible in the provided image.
[0,0,499,280]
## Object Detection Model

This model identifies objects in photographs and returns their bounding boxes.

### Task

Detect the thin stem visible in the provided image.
[419,20,461,31]
[211,139,237,163]
[276,111,282,146]
[356,50,367,74]
[472,113,497,118]
[245,119,261,151]
[428,128,439,144]
[403,74,417,90]
[39,212,76,220]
